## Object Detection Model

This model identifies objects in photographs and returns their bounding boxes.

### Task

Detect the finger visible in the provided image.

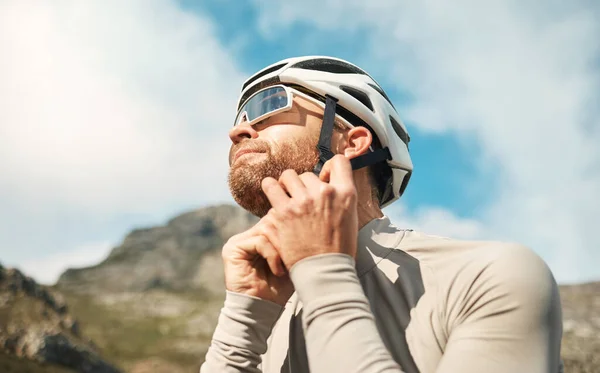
[236,235,286,276]
[258,246,286,276]
[299,172,322,192]
[257,213,287,275]
[261,177,290,210]
[278,169,307,198]
[319,154,354,188]
[254,236,286,276]
[257,212,281,250]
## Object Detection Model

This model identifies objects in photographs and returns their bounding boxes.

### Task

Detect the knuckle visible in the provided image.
[320,184,335,197]
[259,219,272,231]
[344,188,358,201]
[344,185,357,197]
[290,202,304,215]
[292,195,313,213]
[334,184,355,201]
[281,202,295,216]
[264,210,277,224]
[263,180,277,193]
[342,188,357,204]
[223,235,237,248]
[256,234,269,246]
[222,242,233,258]
[299,172,315,181]
[280,169,297,180]
[280,201,297,216]
[298,193,312,206]
[298,174,310,184]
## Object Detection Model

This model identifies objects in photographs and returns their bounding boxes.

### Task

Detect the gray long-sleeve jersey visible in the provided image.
[200,216,564,373]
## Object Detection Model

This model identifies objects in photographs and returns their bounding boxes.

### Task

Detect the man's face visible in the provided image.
[227,95,324,217]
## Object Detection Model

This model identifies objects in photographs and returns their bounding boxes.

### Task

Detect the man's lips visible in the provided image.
[233,149,264,163]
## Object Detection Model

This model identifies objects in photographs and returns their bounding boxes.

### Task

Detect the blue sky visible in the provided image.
[1,0,598,285]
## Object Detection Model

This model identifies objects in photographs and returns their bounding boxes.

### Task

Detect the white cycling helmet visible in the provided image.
[235,56,413,207]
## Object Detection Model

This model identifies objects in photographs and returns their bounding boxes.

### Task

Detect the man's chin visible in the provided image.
[227,142,318,217]
[228,169,272,217]
[232,191,271,217]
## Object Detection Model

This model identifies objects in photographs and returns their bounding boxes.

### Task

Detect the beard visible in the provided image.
[228,134,319,217]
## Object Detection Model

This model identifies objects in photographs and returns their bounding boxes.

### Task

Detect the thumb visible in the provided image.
[319,154,354,188]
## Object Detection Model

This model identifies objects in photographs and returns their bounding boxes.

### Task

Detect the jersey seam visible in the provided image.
[357,229,408,278]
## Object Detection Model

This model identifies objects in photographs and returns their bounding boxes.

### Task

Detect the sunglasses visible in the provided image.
[234,84,353,128]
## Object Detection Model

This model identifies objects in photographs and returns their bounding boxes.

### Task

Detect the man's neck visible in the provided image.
[353,171,384,230]
[357,200,384,230]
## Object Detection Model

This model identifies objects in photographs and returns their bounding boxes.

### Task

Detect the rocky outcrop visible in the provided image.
[559,281,600,372]
[0,264,121,373]
[57,204,257,294]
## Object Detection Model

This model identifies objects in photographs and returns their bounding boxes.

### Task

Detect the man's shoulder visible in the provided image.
[371,217,556,289]
[387,227,493,261]
[383,222,556,290]
[391,225,538,266]
[406,233,559,316]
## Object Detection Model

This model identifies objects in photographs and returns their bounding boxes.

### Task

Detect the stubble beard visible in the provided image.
[228,135,319,217]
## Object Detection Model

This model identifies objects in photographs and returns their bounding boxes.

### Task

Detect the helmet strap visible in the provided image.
[312,95,338,175]
[312,95,392,176]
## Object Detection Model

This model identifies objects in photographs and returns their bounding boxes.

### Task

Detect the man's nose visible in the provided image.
[229,121,259,144]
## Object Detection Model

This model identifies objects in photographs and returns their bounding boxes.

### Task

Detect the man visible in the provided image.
[199,56,563,373]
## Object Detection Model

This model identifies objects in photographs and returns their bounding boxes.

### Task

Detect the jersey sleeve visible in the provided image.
[199,291,283,373]
[290,253,408,373]
[437,243,564,373]
[290,246,563,373]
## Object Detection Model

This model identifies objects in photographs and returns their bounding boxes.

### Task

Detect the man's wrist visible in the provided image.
[211,291,284,355]
[289,253,363,303]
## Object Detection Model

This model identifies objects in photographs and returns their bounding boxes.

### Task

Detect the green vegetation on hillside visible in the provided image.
[58,289,223,373]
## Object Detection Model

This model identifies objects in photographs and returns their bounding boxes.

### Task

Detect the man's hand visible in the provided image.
[260,155,359,270]
[222,217,294,306]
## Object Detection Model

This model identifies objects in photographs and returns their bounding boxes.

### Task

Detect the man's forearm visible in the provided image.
[200,291,283,373]
[290,254,406,373]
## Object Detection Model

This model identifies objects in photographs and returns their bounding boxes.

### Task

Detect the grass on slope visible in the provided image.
[59,289,223,373]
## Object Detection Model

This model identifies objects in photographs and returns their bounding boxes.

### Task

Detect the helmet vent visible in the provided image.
[389,115,410,145]
[368,83,396,109]
[291,58,367,75]
[242,63,287,91]
[340,85,374,112]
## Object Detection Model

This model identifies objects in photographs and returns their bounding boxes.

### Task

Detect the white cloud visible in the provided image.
[14,242,113,285]
[0,1,243,267]
[252,0,600,283]
[0,0,243,214]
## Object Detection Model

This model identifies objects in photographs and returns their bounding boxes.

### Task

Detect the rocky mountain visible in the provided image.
[57,204,258,294]
[0,264,121,373]
[559,281,600,372]
[2,203,598,372]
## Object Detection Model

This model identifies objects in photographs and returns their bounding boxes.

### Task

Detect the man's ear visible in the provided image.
[343,126,372,159]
